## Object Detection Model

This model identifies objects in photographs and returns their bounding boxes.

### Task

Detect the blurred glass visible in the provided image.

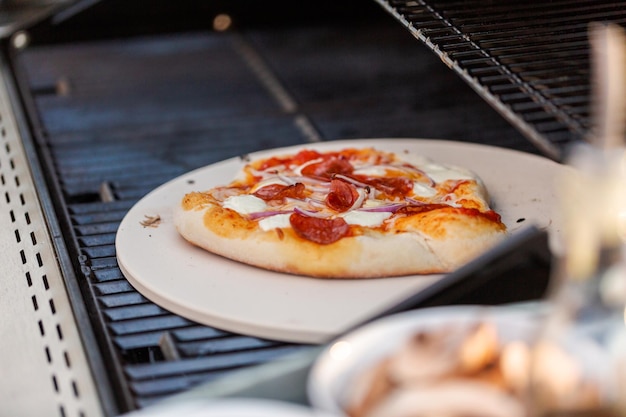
[526,145,626,417]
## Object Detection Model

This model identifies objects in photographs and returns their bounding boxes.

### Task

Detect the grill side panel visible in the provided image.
[0,52,106,417]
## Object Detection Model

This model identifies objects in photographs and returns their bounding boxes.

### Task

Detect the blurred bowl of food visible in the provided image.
[123,397,337,417]
[307,305,540,417]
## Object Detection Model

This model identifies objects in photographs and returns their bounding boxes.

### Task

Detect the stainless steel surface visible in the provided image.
[0,53,103,416]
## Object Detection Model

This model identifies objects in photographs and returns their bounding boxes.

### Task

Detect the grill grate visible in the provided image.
[18,31,313,411]
[374,0,626,160]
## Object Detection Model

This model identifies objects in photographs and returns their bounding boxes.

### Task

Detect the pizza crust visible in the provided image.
[173,202,506,279]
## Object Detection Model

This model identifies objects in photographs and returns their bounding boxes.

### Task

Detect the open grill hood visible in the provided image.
[375,0,626,160]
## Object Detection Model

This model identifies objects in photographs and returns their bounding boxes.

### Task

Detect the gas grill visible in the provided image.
[0,0,620,416]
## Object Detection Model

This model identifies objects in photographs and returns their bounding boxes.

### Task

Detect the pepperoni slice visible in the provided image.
[301,155,354,180]
[253,183,305,201]
[397,203,449,215]
[325,179,359,212]
[291,149,322,166]
[258,149,323,171]
[353,175,413,197]
[257,156,285,171]
[289,212,350,244]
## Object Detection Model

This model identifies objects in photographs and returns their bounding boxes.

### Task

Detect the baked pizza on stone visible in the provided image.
[173,146,507,278]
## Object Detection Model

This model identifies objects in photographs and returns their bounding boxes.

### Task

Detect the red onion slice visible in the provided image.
[332,173,371,189]
[353,163,436,186]
[405,197,428,206]
[305,197,327,208]
[293,206,333,219]
[357,202,407,213]
[277,173,298,185]
[248,210,293,220]
[347,187,369,211]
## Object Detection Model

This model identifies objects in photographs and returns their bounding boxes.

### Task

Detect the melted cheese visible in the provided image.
[341,210,392,227]
[353,165,389,177]
[420,163,475,183]
[362,199,389,208]
[258,213,292,231]
[412,182,437,198]
[399,154,476,184]
[223,195,267,214]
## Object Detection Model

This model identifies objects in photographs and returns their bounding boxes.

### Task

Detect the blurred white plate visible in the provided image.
[123,398,333,417]
[307,305,539,416]
[116,139,564,343]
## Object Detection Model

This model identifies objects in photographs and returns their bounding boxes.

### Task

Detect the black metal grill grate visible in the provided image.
[374,0,626,160]
[12,3,554,414]
[19,31,316,412]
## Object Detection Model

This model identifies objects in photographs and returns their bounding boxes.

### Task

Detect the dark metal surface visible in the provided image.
[0,0,76,38]
[10,2,545,414]
[373,0,626,161]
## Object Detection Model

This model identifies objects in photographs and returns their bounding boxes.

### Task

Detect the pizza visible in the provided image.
[173,146,507,278]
